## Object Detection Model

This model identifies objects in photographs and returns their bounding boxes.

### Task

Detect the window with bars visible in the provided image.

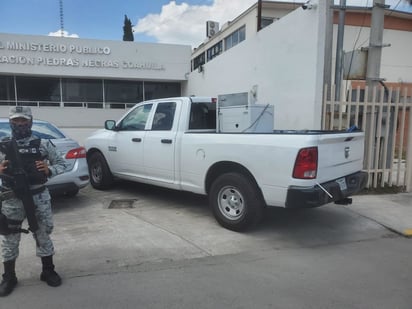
[192,52,205,71]
[207,41,223,61]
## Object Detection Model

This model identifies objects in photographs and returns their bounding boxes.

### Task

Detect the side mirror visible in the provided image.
[105,120,117,130]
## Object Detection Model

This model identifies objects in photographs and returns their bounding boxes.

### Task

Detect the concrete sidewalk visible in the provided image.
[346,192,412,237]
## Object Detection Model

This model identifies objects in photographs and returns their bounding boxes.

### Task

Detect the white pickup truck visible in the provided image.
[85,96,367,231]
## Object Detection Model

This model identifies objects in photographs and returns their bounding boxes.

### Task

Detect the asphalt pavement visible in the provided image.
[0,183,411,308]
[11,183,411,282]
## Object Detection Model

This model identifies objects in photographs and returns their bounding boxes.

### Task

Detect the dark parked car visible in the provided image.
[0,118,89,196]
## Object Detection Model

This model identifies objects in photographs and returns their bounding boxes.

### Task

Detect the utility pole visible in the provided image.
[334,0,346,100]
[323,0,333,100]
[365,0,392,174]
[366,0,389,93]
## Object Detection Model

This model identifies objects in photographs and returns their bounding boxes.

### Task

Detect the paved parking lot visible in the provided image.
[14,180,394,282]
[4,180,412,308]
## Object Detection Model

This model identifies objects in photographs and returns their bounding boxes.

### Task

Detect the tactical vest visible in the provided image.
[5,138,48,185]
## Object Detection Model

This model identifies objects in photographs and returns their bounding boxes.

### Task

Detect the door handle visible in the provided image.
[132,138,142,142]
[161,139,172,144]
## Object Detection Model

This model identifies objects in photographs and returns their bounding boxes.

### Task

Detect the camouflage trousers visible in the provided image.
[1,188,55,262]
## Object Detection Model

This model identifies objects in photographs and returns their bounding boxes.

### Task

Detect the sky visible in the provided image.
[0,0,411,48]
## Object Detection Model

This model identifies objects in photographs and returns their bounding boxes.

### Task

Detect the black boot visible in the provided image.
[40,255,62,287]
[0,260,18,297]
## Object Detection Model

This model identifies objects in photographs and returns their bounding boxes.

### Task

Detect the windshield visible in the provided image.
[0,121,66,140]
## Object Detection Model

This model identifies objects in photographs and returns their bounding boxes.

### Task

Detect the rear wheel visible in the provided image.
[209,172,264,231]
[88,152,113,190]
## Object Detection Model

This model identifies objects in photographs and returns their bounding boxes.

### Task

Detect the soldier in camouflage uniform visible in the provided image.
[0,107,66,297]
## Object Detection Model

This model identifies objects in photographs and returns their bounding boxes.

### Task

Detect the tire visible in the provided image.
[88,152,114,190]
[209,172,264,231]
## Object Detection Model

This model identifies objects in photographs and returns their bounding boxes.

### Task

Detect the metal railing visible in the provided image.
[323,85,412,192]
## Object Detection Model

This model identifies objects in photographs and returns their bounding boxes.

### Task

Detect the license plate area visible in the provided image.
[336,177,347,191]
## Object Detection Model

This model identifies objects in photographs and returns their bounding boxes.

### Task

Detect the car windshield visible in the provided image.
[0,121,66,140]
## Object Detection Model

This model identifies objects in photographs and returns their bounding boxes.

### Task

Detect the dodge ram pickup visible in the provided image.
[85,96,367,231]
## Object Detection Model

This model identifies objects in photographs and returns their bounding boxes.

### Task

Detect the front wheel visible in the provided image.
[209,172,264,231]
[88,152,114,190]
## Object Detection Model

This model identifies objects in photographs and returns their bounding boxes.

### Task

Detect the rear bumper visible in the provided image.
[47,182,83,195]
[285,171,368,209]
[45,158,89,194]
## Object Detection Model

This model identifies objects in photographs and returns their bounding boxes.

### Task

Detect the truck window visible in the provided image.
[189,103,216,129]
[151,102,176,131]
[119,103,153,131]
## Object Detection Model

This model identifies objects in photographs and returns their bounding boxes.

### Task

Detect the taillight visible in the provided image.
[65,147,87,159]
[293,147,318,179]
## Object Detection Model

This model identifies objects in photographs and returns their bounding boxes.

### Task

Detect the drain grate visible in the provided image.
[108,199,137,209]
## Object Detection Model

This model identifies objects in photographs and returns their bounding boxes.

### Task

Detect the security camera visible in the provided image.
[302,1,317,10]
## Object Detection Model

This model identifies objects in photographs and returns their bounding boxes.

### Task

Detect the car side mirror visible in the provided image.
[105,120,117,130]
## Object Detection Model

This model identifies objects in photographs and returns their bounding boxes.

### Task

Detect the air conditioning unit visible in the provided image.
[218,105,274,133]
[206,21,219,38]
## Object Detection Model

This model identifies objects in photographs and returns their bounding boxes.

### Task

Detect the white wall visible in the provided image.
[332,26,412,84]
[185,3,328,130]
[380,29,412,83]
[0,106,128,145]
[0,106,127,127]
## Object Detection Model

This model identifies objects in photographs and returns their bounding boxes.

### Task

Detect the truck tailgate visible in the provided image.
[316,132,365,182]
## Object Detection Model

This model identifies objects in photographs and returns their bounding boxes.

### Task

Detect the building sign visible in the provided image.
[0,39,165,71]
[0,33,191,81]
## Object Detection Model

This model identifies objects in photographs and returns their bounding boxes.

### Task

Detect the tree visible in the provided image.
[123,15,134,41]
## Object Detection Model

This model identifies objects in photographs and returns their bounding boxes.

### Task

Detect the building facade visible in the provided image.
[0,33,191,109]
[190,1,412,88]
[185,1,412,129]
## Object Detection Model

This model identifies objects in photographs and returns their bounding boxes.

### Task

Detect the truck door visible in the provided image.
[143,101,179,184]
[108,103,153,178]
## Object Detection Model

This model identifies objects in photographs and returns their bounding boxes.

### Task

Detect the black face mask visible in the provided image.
[10,121,32,139]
